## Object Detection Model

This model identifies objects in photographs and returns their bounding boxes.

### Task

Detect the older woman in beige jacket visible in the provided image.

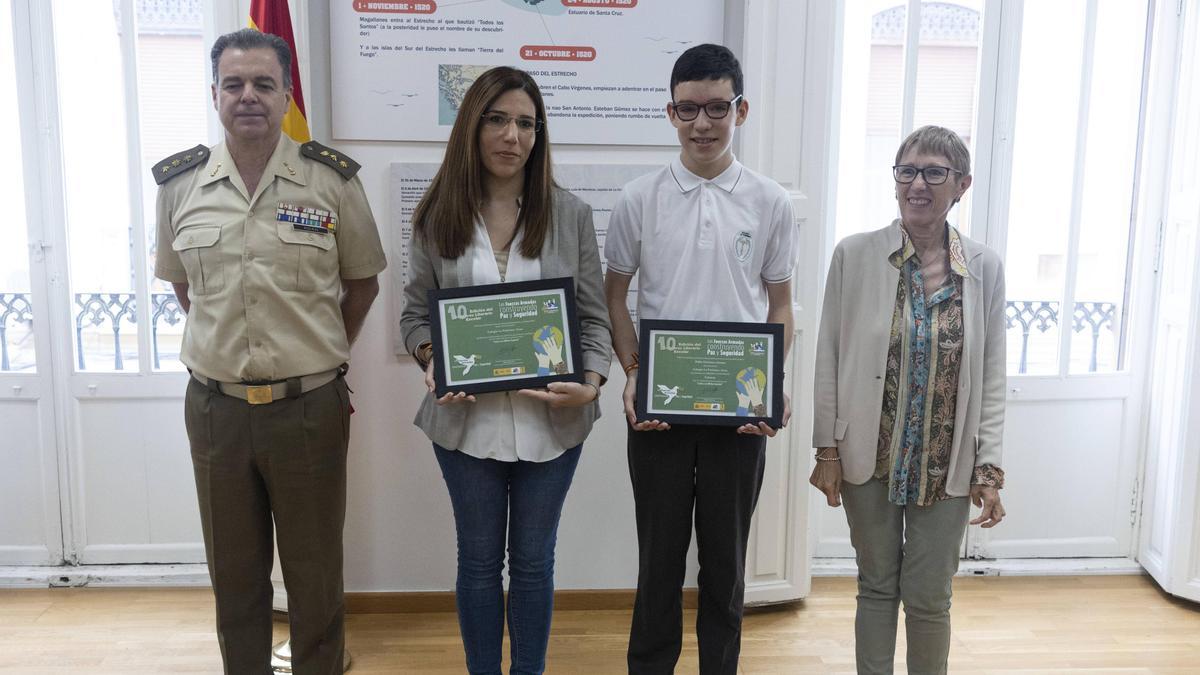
[810,126,1006,674]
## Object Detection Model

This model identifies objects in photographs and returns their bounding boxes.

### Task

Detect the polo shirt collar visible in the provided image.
[669,155,743,194]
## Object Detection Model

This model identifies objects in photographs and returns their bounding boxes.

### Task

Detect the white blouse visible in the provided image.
[456,217,566,463]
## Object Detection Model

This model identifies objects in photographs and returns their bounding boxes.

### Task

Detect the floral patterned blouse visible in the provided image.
[874,226,1005,506]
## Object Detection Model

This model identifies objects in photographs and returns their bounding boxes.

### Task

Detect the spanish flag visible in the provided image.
[249,0,310,143]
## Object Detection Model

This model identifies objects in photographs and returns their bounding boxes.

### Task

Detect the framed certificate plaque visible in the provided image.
[428,277,583,396]
[636,319,785,428]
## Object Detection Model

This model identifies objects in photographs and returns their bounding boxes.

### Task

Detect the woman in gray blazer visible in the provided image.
[398,67,611,675]
[810,125,1006,674]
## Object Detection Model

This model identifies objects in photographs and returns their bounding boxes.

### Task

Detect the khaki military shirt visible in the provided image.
[154,135,386,382]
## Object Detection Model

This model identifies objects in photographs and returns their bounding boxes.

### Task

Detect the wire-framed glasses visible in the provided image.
[480,112,543,134]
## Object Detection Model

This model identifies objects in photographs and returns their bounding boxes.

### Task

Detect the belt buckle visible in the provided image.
[245,384,274,405]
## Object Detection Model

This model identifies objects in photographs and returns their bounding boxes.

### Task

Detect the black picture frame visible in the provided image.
[635,319,785,428]
[428,276,584,397]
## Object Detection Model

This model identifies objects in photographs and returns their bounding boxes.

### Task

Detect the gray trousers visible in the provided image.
[184,376,351,675]
[841,478,969,675]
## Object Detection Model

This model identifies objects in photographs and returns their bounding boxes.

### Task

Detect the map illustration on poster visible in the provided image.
[332,1,723,144]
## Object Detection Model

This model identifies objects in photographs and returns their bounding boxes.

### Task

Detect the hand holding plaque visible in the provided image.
[428,277,584,397]
[635,320,785,428]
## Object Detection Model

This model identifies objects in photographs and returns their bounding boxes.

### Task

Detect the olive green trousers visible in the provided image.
[185,376,351,675]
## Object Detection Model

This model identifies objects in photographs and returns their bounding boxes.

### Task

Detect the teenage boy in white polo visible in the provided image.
[604,44,799,675]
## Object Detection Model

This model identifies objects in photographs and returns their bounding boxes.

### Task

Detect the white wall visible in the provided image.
[0,0,822,589]
[291,0,805,592]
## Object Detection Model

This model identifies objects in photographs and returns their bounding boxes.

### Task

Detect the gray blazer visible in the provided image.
[399,188,613,451]
[812,221,1006,496]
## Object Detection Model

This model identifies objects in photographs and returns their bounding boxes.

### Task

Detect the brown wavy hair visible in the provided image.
[412,67,555,259]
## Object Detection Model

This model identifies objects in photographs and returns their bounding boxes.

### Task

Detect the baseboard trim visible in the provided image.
[345,588,700,614]
[2,558,1145,599]
[812,556,1145,577]
[0,563,211,588]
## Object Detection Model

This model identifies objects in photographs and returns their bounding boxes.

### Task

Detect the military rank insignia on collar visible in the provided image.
[277,203,337,234]
[300,141,360,180]
[152,144,208,185]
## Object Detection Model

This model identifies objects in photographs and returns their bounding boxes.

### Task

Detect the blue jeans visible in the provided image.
[434,444,582,675]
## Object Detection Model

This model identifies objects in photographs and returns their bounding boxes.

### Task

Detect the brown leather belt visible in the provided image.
[190,369,339,405]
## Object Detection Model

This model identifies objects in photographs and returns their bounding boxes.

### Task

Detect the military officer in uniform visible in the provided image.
[153,28,385,675]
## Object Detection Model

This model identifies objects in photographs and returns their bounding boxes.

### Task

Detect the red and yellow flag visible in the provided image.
[249,0,310,142]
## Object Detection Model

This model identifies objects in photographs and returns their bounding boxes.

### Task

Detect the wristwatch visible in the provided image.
[415,341,434,368]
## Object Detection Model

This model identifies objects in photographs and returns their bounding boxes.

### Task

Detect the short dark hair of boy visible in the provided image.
[670,43,743,99]
[211,28,292,89]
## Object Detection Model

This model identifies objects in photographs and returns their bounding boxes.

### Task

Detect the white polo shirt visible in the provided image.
[605,156,797,322]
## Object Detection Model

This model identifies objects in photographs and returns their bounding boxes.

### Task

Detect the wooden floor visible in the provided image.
[1,576,1199,673]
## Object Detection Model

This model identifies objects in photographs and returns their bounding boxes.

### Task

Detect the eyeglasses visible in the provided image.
[480,112,543,134]
[893,165,959,185]
[670,95,743,122]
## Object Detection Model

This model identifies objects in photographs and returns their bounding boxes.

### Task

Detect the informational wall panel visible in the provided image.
[389,162,655,355]
[332,1,723,144]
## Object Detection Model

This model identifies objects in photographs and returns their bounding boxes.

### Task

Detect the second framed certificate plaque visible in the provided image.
[636,320,785,428]
[428,277,583,396]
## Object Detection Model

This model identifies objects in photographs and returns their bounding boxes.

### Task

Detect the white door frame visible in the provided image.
[0,0,66,566]
[738,0,838,603]
[812,0,1155,561]
[12,0,209,566]
[1137,0,1200,603]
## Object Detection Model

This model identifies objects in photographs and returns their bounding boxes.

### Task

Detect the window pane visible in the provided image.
[53,0,139,371]
[135,1,208,371]
[834,2,983,246]
[1004,0,1088,375]
[1070,0,1148,373]
[913,0,983,235]
[834,1,907,245]
[0,0,35,372]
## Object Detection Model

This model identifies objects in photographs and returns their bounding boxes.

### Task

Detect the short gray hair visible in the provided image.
[210,28,292,89]
[894,125,971,177]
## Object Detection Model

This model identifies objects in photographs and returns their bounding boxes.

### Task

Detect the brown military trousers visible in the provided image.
[184,375,351,675]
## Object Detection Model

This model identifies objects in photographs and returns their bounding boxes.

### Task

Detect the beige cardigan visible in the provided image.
[812,221,1006,497]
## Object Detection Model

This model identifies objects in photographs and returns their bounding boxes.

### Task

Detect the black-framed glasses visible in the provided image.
[893,164,959,185]
[670,94,743,122]
[480,112,543,134]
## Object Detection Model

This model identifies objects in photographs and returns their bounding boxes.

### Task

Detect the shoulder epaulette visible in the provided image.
[301,141,360,180]
[152,144,209,185]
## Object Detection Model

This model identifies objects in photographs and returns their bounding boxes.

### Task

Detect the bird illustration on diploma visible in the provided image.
[657,385,680,405]
[454,354,480,376]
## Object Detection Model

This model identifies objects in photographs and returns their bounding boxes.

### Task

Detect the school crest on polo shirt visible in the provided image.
[734,231,753,262]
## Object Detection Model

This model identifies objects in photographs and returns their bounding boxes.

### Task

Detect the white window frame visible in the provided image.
[11,0,225,563]
[977,0,1155,381]
[855,0,1154,381]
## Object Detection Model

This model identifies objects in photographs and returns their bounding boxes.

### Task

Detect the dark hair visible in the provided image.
[413,67,555,260]
[210,28,292,89]
[670,43,743,99]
